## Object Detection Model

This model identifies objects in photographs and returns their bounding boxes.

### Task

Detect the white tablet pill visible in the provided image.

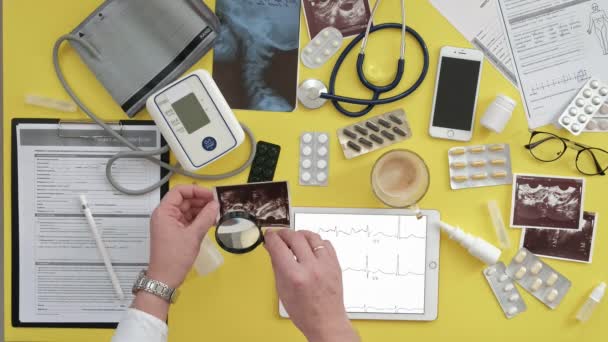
[600,87,608,96]
[590,80,600,89]
[571,123,581,132]
[318,133,328,144]
[317,146,328,157]
[316,172,327,182]
[499,274,509,282]
[592,97,602,105]
[584,106,595,114]
[561,116,572,125]
[509,294,520,302]
[576,99,585,107]
[301,172,311,182]
[583,89,592,98]
[317,159,327,169]
[485,267,496,276]
[302,146,312,156]
[302,133,313,143]
[504,283,514,292]
[507,307,518,315]
[301,159,312,169]
[569,107,578,116]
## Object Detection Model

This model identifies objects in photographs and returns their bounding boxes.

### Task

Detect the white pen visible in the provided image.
[79,195,125,300]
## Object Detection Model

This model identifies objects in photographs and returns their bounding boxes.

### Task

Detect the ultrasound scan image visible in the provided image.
[303,0,371,38]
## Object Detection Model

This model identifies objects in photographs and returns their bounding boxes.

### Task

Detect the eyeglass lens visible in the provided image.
[577,148,608,175]
[528,132,566,162]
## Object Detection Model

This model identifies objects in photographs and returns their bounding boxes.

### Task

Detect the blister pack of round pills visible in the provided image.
[558,78,608,135]
[299,132,329,187]
[483,262,527,319]
[583,101,608,132]
[301,27,343,69]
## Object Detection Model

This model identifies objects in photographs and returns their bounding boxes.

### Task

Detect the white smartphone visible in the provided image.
[429,46,484,141]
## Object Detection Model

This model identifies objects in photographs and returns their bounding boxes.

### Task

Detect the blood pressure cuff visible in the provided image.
[70,0,219,117]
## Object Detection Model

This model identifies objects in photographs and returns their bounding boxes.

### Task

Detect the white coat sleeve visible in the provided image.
[111,308,168,342]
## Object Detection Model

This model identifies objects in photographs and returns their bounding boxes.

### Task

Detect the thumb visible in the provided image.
[190,200,219,239]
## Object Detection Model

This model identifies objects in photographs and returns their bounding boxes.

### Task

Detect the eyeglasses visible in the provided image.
[525,131,607,176]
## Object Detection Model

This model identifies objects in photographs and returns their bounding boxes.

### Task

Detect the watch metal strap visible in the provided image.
[133,270,177,303]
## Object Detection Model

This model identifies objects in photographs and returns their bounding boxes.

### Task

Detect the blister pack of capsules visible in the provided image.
[299,132,329,186]
[483,262,527,319]
[337,109,412,159]
[448,144,512,190]
[506,248,571,309]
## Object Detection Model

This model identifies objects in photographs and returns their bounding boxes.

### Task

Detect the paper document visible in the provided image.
[497,0,608,129]
[15,123,163,324]
[430,0,518,86]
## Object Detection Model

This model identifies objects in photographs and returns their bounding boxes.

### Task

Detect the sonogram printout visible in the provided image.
[294,213,427,314]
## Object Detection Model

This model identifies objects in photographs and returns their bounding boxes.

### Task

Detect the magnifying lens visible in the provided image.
[215,211,268,254]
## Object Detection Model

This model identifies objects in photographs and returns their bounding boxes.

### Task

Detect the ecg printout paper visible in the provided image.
[15,123,162,324]
[497,0,608,129]
[294,213,427,314]
[430,0,518,86]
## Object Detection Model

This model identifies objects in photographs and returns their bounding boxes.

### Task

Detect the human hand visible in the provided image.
[265,230,359,342]
[147,185,219,288]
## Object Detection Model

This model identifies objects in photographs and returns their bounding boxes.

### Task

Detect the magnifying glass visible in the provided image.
[215,211,269,254]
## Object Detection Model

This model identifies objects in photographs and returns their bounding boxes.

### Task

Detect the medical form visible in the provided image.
[13,122,165,325]
[497,0,608,129]
[430,0,517,86]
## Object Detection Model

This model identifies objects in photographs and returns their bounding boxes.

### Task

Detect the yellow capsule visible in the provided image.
[490,159,506,166]
[451,162,467,169]
[492,171,508,178]
[472,173,488,180]
[452,175,468,182]
[489,144,505,152]
[470,146,486,153]
[450,148,466,156]
[470,160,487,167]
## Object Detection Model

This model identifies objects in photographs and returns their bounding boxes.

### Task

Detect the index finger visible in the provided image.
[161,185,215,207]
[264,230,297,271]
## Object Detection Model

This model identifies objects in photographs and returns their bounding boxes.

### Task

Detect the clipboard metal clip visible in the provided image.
[57,120,124,139]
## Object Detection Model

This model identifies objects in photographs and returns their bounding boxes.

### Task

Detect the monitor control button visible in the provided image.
[202,137,217,151]
[447,130,455,138]
[429,261,438,269]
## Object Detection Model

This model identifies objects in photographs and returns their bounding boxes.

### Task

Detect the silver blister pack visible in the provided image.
[299,132,330,186]
[558,78,608,135]
[506,248,571,309]
[448,144,512,190]
[337,109,412,159]
[583,102,608,132]
[483,262,527,319]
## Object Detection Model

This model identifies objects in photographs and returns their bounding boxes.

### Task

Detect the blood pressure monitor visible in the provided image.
[146,70,245,172]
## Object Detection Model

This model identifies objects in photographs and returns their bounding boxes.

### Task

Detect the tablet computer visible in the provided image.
[280,207,440,321]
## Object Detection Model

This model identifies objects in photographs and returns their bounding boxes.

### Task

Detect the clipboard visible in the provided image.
[11,118,170,328]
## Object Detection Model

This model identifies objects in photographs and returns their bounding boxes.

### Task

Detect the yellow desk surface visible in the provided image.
[3,1,607,341]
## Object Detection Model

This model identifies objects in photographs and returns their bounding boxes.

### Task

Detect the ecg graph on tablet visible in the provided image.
[294,213,427,314]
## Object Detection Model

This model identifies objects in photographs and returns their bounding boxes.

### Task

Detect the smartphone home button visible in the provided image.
[447,130,455,138]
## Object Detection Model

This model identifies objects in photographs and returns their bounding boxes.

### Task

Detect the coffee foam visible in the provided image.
[372,150,429,207]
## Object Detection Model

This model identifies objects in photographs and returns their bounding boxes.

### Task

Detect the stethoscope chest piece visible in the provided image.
[297,79,328,109]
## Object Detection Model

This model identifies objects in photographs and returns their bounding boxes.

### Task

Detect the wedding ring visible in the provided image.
[312,245,326,252]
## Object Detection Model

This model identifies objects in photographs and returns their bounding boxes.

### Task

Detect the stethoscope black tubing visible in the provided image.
[321,23,430,118]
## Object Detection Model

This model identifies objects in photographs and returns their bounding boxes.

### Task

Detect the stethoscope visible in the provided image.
[297,0,430,118]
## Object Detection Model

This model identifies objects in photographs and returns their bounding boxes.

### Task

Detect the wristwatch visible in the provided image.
[132,270,180,304]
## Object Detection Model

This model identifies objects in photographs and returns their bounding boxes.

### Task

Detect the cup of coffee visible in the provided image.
[371,149,430,209]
